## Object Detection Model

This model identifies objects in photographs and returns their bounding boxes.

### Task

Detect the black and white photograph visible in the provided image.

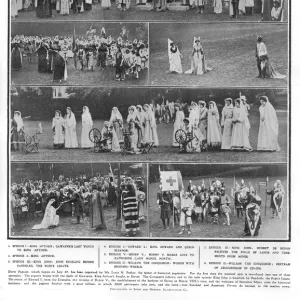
[11,0,289,22]
[149,163,288,239]
[11,22,149,86]
[149,23,288,87]
[10,86,288,163]
[9,162,148,238]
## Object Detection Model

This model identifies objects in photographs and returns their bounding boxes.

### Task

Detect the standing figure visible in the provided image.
[168,40,183,74]
[11,111,24,151]
[52,110,65,149]
[60,0,70,15]
[207,101,222,148]
[143,104,153,144]
[36,0,53,18]
[127,106,140,152]
[257,96,280,151]
[221,98,234,150]
[213,0,222,14]
[11,0,18,19]
[229,0,239,18]
[136,105,146,147]
[179,192,194,235]
[173,104,185,147]
[109,107,123,143]
[198,100,208,143]
[231,99,252,151]
[11,43,22,71]
[90,190,107,230]
[158,191,172,230]
[149,104,159,147]
[115,48,125,81]
[81,106,94,148]
[196,0,205,14]
[52,51,67,82]
[64,107,78,148]
[101,0,111,9]
[220,188,231,226]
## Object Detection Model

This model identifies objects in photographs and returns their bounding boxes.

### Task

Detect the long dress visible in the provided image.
[127,113,139,151]
[150,110,159,146]
[101,0,111,8]
[109,110,123,142]
[122,190,140,235]
[169,46,183,74]
[262,0,272,21]
[136,190,146,220]
[257,102,280,151]
[37,46,49,73]
[90,192,106,230]
[143,111,153,144]
[32,199,59,229]
[11,47,22,71]
[53,52,67,81]
[207,107,222,147]
[11,0,18,18]
[64,113,78,148]
[199,107,208,140]
[81,111,94,148]
[60,0,70,15]
[52,117,65,148]
[239,0,246,13]
[231,106,252,151]
[221,105,233,150]
[173,110,185,146]
[36,0,53,18]
[213,0,222,14]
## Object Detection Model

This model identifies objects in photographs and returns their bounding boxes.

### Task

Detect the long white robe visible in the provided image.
[60,0,69,15]
[52,117,65,146]
[102,0,111,8]
[173,110,184,146]
[207,107,222,147]
[32,199,59,229]
[213,0,222,14]
[221,105,233,150]
[65,113,78,148]
[143,111,153,144]
[81,112,94,148]
[169,47,183,74]
[11,0,18,17]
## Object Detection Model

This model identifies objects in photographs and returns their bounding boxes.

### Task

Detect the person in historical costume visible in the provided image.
[220,188,231,226]
[207,101,222,148]
[115,48,125,81]
[36,43,49,73]
[149,104,159,147]
[11,111,24,151]
[136,105,145,147]
[101,0,111,9]
[193,190,203,222]
[229,0,239,18]
[77,46,86,70]
[127,106,140,152]
[221,98,234,150]
[196,0,205,14]
[231,99,253,151]
[60,0,70,15]
[109,107,123,143]
[189,102,203,152]
[271,0,282,21]
[136,188,146,221]
[257,96,280,151]
[32,197,62,229]
[81,106,94,149]
[52,110,65,149]
[100,188,108,207]
[122,184,140,237]
[107,180,117,206]
[11,43,22,71]
[52,51,67,82]
[36,0,53,18]
[245,0,254,14]
[84,0,93,10]
[168,39,183,74]
[89,190,107,230]
[255,35,286,79]
[238,0,246,15]
[158,191,172,230]
[143,104,153,144]
[267,179,285,218]
[213,0,222,14]
[64,107,78,148]
[185,37,212,75]
[198,100,208,143]
[179,192,194,235]
[97,43,108,70]
[64,190,84,224]
[261,0,272,21]
[11,0,18,19]
[173,104,185,147]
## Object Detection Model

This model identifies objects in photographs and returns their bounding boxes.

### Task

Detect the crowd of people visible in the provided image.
[11,27,149,82]
[156,177,285,236]
[10,172,147,236]
[10,1,287,21]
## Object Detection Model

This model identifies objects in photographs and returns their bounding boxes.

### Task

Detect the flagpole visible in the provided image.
[233,175,236,215]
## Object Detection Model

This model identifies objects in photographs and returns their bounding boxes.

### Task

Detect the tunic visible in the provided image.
[221,105,233,150]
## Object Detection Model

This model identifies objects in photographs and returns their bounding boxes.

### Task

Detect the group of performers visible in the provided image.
[11,1,287,21]
[11,28,149,82]
[156,178,285,237]
[10,172,147,237]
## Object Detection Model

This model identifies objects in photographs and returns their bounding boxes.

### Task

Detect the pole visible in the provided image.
[233,175,236,215]
[116,163,121,226]
[265,177,269,217]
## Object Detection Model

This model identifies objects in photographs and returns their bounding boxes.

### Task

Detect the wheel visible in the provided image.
[175,129,187,144]
[89,128,101,143]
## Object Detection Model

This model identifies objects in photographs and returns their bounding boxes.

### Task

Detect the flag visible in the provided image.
[160,171,184,192]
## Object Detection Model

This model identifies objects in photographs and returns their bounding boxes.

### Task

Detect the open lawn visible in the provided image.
[11,205,148,238]
[150,23,288,87]
[11,108,288,163]
[149,175,289,240]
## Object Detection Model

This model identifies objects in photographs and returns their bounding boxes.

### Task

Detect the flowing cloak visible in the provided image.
[136,190,146,220]
[173,110,185,146]
[230,105,252,151]
[64,113,78,148]
[262,0,272,21]
[81,111,94,148]
[89,192,106,229]
[257,101,280,151]
[122,190,140,234]
[221,105,233,150]
[207,105,222,147]
[168,41,183,74]
[11,46,22,70]
[32,199,59,229]
[53,52,67,81]
[213,0,222,14]
[199,107,208,140]
[36,0,53,18]
[109,109,123,142]
[37,46,49,73]
[52,117,65,146]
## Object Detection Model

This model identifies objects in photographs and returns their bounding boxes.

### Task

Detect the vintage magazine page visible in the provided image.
[0,0,299,299]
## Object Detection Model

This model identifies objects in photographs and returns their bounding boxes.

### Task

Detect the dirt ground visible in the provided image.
[11,108,288,163]
[13,3,263,22]
[149,23,288,87]
[11,205,148,238]
[148,175,289,240]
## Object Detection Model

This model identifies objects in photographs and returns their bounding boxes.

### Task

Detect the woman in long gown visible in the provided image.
[257,96,280,151]
[64,107,78,148]
[213,0,222,14]
[109,107,123,143]
[127,106,139,152]
[168,40,183,74]
[11,111,24,151]
[207,101,222,148]
[52,51,67,82]
[173,104,185,147]
[189,102,202,152]
[149,104,159,147]
[52,110,65,149]
[60,0,70,15]
[185,37,212,76]
[136,105,145,147]
[11,43,22,71]
[11,0,18,19]
[198,100,208,142]
[81,106,94,148]
[36,0,53,18]
[101,0,111,9]
[89,191,107,230]
[231,99,253,151]
[143,104,153,144]
[32,198,62,229]
[221,98,234,150]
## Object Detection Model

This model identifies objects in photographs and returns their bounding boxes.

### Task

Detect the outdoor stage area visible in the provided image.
[11,205,148,238]
[148,174,288,240]
[11,108,288,163]
[150,23,288,87]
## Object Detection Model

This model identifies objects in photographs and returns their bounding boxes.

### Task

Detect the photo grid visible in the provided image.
[9,0,290,241]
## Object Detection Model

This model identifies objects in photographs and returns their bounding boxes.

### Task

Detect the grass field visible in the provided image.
[11,108,288,163]
[148,174,288,240]
[149,23,288,87]
[13,3,264,22]
[11,205,148,238]
[11,56,149,86]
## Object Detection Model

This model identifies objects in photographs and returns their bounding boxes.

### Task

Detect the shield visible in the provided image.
[245,203,261,237]
[273,192,283,219]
